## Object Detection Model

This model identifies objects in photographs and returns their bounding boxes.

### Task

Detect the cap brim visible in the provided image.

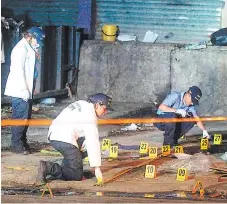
[37,39,44,46]
[192,98,199,106]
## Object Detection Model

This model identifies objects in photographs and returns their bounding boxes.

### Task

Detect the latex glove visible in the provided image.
[80,140,87,152]
[21,90,30,102]
[203,130,211,139]
[95,167,103,184]
[175,109,187,117]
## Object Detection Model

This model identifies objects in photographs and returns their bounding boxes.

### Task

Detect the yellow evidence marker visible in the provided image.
[139,142,149,154]
[145,165,156,178]
[200,138,209,150]
[176,168,188,181]
[149,147,158,158]
[213,134,222,145]
[174,145,184,153]
[101,139,111,151]
[109,145,118,158]
[162,145,171,156]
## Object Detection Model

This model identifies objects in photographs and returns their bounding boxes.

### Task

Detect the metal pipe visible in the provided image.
[67,27,74,82]
[74,29,81,68]
[72,28,81,98]
[56,26,63,90]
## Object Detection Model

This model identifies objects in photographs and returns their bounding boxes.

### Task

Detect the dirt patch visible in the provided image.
[1,146,227,194]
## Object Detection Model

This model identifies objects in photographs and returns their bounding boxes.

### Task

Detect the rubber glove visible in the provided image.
[203,130,211,139]
[95,167,103,185]
[21,90,30,102]
[175,109,187,117]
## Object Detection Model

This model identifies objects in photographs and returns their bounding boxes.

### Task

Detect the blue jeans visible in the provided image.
[47,141,85,181]
[154,112,195,147]
[11,97,32,151]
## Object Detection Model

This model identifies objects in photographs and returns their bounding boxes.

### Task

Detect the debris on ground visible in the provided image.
[1,106,12,118]
[117,34,137,42]
[185,40,207,50]
[108,123,155,137]
[32,106,40,112]
[158,153,212,174]
[121,123,138,131]
[40,98,56,105]
[220,152,227,161]
[142,31,158,43]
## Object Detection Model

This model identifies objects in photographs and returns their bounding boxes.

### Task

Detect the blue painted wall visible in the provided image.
[2,0,79,26]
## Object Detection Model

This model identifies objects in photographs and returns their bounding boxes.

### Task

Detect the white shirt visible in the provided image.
[4,38,35,99]
[48,100,101,168]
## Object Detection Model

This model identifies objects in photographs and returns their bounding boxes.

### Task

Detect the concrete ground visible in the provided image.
[1,98,227,202]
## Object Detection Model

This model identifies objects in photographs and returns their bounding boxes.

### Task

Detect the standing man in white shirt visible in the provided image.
[4,27,45,155]
[37,93,114,183]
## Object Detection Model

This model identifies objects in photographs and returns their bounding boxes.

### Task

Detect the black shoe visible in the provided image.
[24,143,31,150]
[37,160,48,183]
[22,150,30,155]
[24,147,32,154]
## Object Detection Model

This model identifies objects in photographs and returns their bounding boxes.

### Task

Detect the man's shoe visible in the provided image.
[24,143,31,150]
[24,147,32,154]
[37,160,48,183]
[22,150,30,155]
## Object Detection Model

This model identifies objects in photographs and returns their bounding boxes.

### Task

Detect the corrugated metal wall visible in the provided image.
[95,0,225,43]
[2,0,79,26]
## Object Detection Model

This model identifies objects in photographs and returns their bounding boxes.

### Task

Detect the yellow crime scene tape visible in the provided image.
[1,116,227,126]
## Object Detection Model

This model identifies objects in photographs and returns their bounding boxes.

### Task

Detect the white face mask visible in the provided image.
[30,37,40,50]
[32,44,40,51]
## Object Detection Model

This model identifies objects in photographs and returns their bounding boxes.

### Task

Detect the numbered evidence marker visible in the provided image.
[174,145,184,153]
[162,145,171,156]
[200,138,209,150]
[176,168,188,181]
[109,145,118,158]
[145,165,156,178]
[213,134,222,145]
[139,142,149,154]
[101,139,111,151]
[149,147,158,158]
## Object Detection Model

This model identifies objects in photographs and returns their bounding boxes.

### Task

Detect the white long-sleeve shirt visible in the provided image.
[48,100,101,167]
[4,38,35,99]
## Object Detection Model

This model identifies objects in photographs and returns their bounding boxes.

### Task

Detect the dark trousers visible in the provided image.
[47,141,85,181]
[11,97,32,151]
[154,112,195,147]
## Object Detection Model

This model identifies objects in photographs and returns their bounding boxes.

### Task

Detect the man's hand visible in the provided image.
[94,167,103,185]
[175,109,187,117]
[21,90,30,102]
[203,130,211,139]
